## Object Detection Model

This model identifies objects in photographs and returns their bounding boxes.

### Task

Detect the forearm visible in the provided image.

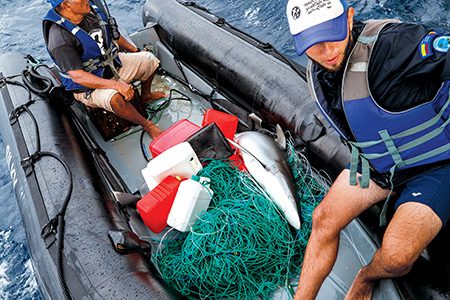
[117,35,138,52]
[355,249,412,285]
[68,69,118,90]
[68,69,134,100]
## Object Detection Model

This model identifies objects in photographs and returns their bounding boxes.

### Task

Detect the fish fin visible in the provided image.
[248,113,262,129]
[275,124,286,150]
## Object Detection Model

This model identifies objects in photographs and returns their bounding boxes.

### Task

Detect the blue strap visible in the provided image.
[379,164,397,226]
[351,91,450,154]
[379,130,406,168]
[360,157,370,188]
[349,145,371,188]
[391,92,450,139]
[349,145,359,186]
[404,142,450,165]
[346,92,450,196]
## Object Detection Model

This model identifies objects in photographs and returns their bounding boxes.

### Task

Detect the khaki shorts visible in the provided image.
[73,51,160,112]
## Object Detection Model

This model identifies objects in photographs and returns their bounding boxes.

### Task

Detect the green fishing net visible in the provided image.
[152,142,329,299]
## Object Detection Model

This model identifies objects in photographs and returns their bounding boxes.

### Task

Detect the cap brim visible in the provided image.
[293,11,348,56]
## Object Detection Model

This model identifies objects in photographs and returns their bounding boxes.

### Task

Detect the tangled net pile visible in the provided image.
[152,142,329,299]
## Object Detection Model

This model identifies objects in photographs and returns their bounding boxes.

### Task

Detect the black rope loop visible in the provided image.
[4,62,74,299]
[40,214,60,242]
[8,100,36,124]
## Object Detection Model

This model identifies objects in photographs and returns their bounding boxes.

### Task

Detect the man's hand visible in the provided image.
[68,70,136,101]
[115,81,134,101]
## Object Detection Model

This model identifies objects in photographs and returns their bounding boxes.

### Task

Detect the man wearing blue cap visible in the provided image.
[287,0,450,299]
[43,0,165,138]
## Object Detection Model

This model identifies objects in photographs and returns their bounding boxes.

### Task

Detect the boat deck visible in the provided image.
[72,73,211,195]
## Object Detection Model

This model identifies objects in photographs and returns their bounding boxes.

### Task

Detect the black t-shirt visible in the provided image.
[46,12,109,73]
[313,20,450,187]
[315,20,450,127]
[369,22,450,111]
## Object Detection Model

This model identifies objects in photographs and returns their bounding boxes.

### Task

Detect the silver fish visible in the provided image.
[233,131,300,229]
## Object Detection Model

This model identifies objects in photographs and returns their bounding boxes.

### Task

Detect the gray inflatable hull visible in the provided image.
[0,53,179,299]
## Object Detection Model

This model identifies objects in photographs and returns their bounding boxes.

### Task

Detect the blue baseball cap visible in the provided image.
[47,0,64,8]
[286,0,349,56]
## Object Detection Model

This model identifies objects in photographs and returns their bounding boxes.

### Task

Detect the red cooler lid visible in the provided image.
[150,119,201,157]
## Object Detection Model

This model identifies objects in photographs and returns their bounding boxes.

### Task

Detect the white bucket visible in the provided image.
[141,142,202,191]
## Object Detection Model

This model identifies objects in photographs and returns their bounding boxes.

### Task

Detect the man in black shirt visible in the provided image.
[43,0,164,138]
[286,0,450,299]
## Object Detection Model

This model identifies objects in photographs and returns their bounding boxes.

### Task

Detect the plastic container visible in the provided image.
[141,142,202,191]
[150,119,201,157]
[167,176,213,232]
[137,176,181,233]
[202,109,239,140]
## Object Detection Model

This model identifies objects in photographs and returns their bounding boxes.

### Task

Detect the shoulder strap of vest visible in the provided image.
[341,20,400,192]
[358,19,401,43]
[307,60,351,139]
[44,7,119,76]
[342,19,401,102]
[91,5,109,28]
[81,5,121,77]
[43,9,78,33]
[43,8,64,23]
[43,9,80,74]
[44,7,109,42]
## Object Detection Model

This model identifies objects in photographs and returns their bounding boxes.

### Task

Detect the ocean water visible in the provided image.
[0,0,449,298]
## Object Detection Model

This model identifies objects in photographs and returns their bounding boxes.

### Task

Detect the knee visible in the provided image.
[110,93,126,112]
[142,53,159,75]
[311,204,341,240]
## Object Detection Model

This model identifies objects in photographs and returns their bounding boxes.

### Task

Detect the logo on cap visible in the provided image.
[291,6,301,20]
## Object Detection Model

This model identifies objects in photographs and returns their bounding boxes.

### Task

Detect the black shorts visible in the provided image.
[394,163,450,225]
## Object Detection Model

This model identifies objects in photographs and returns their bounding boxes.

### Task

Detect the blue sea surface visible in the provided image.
[0,136,41,299]
[0,0,449,298]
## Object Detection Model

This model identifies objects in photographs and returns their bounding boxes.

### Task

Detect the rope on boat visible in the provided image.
[139,88,194,161]
[144,88,193,124]
[153,143,329,299]
[2,65,74,300]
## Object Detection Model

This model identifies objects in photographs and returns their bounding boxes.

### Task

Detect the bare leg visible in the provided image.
[294,169,391,300]
[141,72,166,102]
[110,93,162,138]
[345,202,442,300]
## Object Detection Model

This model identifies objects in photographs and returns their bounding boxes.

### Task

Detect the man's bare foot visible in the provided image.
[143,122,162,139]
[142,91,167,103]
[345,270,374,300]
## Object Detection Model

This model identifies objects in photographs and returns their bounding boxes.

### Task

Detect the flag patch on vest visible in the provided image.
[418,31,438,59]
[433,36,450,53]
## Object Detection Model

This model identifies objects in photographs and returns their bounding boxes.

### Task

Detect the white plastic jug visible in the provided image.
[167,176,213,232]
[141,142,202,191]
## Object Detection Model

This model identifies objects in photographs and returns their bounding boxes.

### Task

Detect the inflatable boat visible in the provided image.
[0,0,448,299]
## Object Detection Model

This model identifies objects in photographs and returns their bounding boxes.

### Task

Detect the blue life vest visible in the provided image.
[43,5,121,91]
[308,19,450,189]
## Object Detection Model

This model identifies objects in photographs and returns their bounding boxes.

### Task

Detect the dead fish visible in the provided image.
[233,131,300,229]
